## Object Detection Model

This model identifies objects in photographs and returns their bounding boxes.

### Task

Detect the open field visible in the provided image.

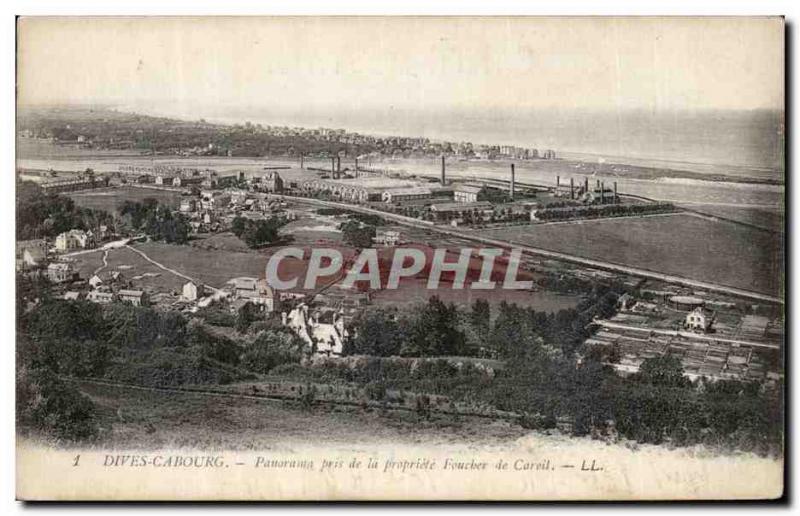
[371,279,582,312]
[131,242,270,289]
[480,213,783,298]
[679,204,785,233]
[68,186,184,212]
[77,381,526,449]
[131,241,355,292]
[71,246,188,293]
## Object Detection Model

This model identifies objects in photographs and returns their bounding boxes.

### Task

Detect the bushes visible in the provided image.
[23,300,111,377]
[339,220,376,248]
[17,367,99,441]
[119,199,190,244]
[187,320,241,366]
[104,348,255,387]
[240,329,305,374]
[231,216,287,248]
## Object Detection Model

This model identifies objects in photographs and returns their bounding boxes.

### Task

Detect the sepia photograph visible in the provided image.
[13,15,785,501]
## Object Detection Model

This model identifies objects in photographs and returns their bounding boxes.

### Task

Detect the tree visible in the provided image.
[240,329,305,374]
[470,298,491,333]
[339,220,376,248]
[343,309,406,357]
[16,366,99,441]
[236,301,260,333]
[403,297,466,356]
[636,355,688,388]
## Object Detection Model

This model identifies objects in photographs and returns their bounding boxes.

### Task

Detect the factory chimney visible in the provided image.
[354,157,358,172]
[337,156,341,173]
[510,163,516,200]
[300,154,304,170]
[613,182,618,203]
[584,177,589,195]
[441,155,446,186]
[600,182,605,204]
[570,178,574,199]
[331,157,336,178]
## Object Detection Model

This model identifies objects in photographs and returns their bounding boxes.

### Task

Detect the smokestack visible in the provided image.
[596,179,601,189]
[300,155,304,169]
[510,163,516,200]
[441,155,446,185]
[614,182,618,203]
[556,175,560,187]
[570,178,574,199]
[600,182,605,203]
[584,177,589,195]
[355,157,358,172]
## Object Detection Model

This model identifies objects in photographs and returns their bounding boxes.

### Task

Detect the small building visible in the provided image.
[263,171,284,193]
[685,307,714,332]
[155,175,176,186]
[617,293,636,311]
[669,295,705,312]
[63,291,82,301]
[47,262,76,283]
[87,290,114,304]
[225,277,279,312]
[382,187,433,203]
[88,274,103,289]
[182,281,204,301]
[118,289,147,306]
[173,176,203,187]
[373,230,400,247]
[453,185,484,203]
[16,239,47,271]
[180,198,197,213]
[429,201,494,221]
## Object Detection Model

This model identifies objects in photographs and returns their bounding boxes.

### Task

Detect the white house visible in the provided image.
[685,307,714,332]
[89,274,103,289]
[47,262,75,283]
[118,289,146,306]
[182,281,204,301]
[225,277,279,312]
[16,240,47,271]
[283,304,347,355]
[55,229,93,251]
[87,290,114,304]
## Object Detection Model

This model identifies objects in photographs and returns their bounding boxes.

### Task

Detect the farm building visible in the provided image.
[47,262,77,283]
[669,295,706,312]
[685,307,714,332]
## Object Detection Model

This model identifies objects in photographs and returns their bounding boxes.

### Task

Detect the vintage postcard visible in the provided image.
[14,16,785,501]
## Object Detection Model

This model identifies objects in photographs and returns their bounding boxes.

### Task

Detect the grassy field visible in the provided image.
[72,246,187,293]
[681,204,785,233]
[131,241,354,291]
[371,279,582,312]
[79,381,525,449]
[482,213,784,297]
[68,187,184,213]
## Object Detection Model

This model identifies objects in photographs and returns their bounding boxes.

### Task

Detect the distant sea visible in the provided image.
[125,104,785,182]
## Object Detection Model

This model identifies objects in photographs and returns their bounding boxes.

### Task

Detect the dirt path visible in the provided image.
[124,244,220,292]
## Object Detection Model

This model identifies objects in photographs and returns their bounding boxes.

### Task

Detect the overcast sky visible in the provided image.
[17,16,784,114]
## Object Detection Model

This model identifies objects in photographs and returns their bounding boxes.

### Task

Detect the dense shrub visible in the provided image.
[17,367,99,441]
